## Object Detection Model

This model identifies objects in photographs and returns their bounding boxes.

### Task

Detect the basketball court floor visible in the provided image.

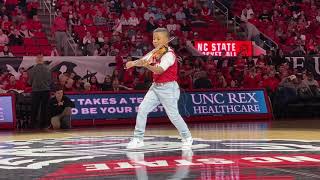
[0,119,320,179]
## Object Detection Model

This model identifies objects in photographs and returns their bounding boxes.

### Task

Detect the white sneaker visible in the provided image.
[127,138,144,149]
[182,137,193,150]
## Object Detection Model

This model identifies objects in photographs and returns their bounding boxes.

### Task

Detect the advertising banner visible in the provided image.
[0,94,15,129]
[194,41,253,57]
[286,56,320,80]
[67,89,270,122]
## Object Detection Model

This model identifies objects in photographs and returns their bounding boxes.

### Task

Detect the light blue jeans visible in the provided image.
[133,81,192,140]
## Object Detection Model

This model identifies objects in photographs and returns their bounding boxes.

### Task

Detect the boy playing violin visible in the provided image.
[125,28,193,149]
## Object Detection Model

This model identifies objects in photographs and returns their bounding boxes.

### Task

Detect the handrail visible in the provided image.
[213,0,229,29]
[41,0,77,55]
[214,0,279,50]
[233,15,278,50]
[52,11,77,56]
[42,0,53,26]
[66,31,77,55]
[215,0,228,14]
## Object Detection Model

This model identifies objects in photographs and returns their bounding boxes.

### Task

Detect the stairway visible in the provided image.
[210,2,245,40]
[37,0,80,56]
[211,0,278,50]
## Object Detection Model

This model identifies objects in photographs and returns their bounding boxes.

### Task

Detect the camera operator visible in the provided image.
[48,86,75,129]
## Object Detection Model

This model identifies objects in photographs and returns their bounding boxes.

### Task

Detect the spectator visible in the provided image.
[119,14,128,26]
[132,30,143,44]
[101,75,113,91]
[83,82,91,91]
[109,45,119,56]
[243,68,261,88]
[189,3,201,21]
[52,11,68,56]
[73,76,83,91]
[259,9,272,22]
[146,17,157,32]
[112,18,123,34]
[48,86,75,129]
[27,1,39,18]
[0,46,14,57]
[61,1,71,17]
[12,7,25,25]
[290,2,300,12]
[4,75,17,90]
[0,6,9,18]
[112,77,120,92]
[8,28,23,45]
[180,19,191,32]
[154,8,165,21]
[225,32,234,41]
[272,10,282,23]
[69,12,81,28]
[0,29,9,46]
[216,72,228,88]
[94,11,107,26]
[95,30,105,48]
[316,10,320,23]
[94,43,109,56]
[303,72,319,88]
[83,14,94,26]
[164,7,174,20]
[176,7,186,21]
[200,4,211,21]
[133,0,146,9]
[8,25,14,34]
[89,76,100,91]
[194,71,213,89]
[241,21,262,46]
[129,44,143,56]
[295,73,313,98]
[166,18,180,32]
[144,9,155,21]
[127,12,139,26]
[30,15,42,32]
[217,50,230,69]
[20,23,34,38]
[122,67,135,87]
[241,3,254,21]
[28,55,52,129]
[51,47,60,56]
[82,31,95,56]
[178,70,192,89]
[307,39,317,55]
[16,70,29,91]
[294,31,306,45]
[279,74,298,91]
[1,15,12,33]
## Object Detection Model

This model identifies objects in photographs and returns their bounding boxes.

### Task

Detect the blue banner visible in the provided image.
[0,96,14,123]
[67,90,268,120]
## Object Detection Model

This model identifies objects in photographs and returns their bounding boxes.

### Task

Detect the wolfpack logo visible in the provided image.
[0,136,320,170]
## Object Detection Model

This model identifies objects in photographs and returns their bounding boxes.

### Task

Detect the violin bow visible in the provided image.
[126,37,176,69]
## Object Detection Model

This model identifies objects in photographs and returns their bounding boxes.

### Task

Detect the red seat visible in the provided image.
[34,32,46,38]
[37,38,50,46]
[24,38,36,46]
[11,46,25,55]
[87,26,97,35]
[25,46,41,55]
[73,26,85,33]
[41,46,52,56]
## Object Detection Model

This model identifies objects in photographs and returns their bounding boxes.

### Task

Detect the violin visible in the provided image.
[125,37,175,69]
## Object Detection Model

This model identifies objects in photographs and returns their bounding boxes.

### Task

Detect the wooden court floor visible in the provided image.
[0,119,320,179]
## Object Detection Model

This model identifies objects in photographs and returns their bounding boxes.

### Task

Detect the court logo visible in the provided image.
[0,136,320,170]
